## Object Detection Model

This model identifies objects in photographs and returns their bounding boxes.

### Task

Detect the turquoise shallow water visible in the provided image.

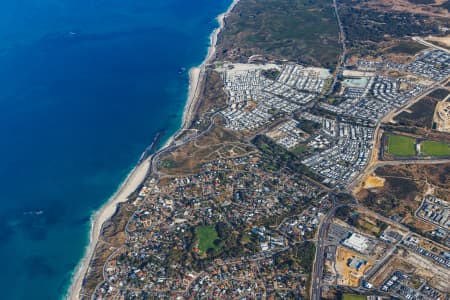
[0,0,230,298]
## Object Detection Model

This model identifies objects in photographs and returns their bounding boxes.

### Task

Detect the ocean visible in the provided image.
[0,0,230,298]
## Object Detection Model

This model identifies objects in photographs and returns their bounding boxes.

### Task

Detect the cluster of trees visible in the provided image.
[252,135,323,182]
[335,206,388,237]
[274,242,316,273]
[297,119,321,134]
[261,68,281,81]
[174,221,261,272]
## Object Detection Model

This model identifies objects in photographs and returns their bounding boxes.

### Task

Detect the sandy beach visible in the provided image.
[164,0,240,148]
[182,0,240,125]
[65,158,150,300]
[66,0,239,299]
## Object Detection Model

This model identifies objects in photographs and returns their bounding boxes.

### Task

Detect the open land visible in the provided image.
[216,0,341,69]
[357,163,449,218]
[426,35,450,50]
[335,247,373,287]
[363,175,385,189]
[394,95,439,129]
[434,99,450,132]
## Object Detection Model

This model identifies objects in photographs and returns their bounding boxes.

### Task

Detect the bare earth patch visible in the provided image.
[363,175,385,189]
[433,99,450,133]
[425,35,450,50]
[361,0,450,18]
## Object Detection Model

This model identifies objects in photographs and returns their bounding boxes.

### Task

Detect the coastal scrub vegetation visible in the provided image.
[194,69,228,123]
[386,41,428,55]
[394,96,438,129]
[357,163,450,223]
[428,88,450,100]
[360,176,420,218]
[216,0,341,69]
[338,0,447,54]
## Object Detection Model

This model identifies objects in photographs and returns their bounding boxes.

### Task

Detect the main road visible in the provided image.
[311,202,344,300]
[327,0,347,95]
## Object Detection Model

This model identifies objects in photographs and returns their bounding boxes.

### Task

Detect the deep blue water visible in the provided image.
[0,0,230,299]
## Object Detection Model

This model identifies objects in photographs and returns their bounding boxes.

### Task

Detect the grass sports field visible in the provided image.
[196,225,221,253]
[387,134,416,157]
[343,294,366,300]
[420,141,450,156]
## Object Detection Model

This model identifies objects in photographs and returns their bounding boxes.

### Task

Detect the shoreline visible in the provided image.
[162,0,239,149]
[65,158,150,300]
[65,0,239,299]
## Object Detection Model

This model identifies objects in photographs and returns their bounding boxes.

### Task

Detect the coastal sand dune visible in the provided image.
[66,0,240,299]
